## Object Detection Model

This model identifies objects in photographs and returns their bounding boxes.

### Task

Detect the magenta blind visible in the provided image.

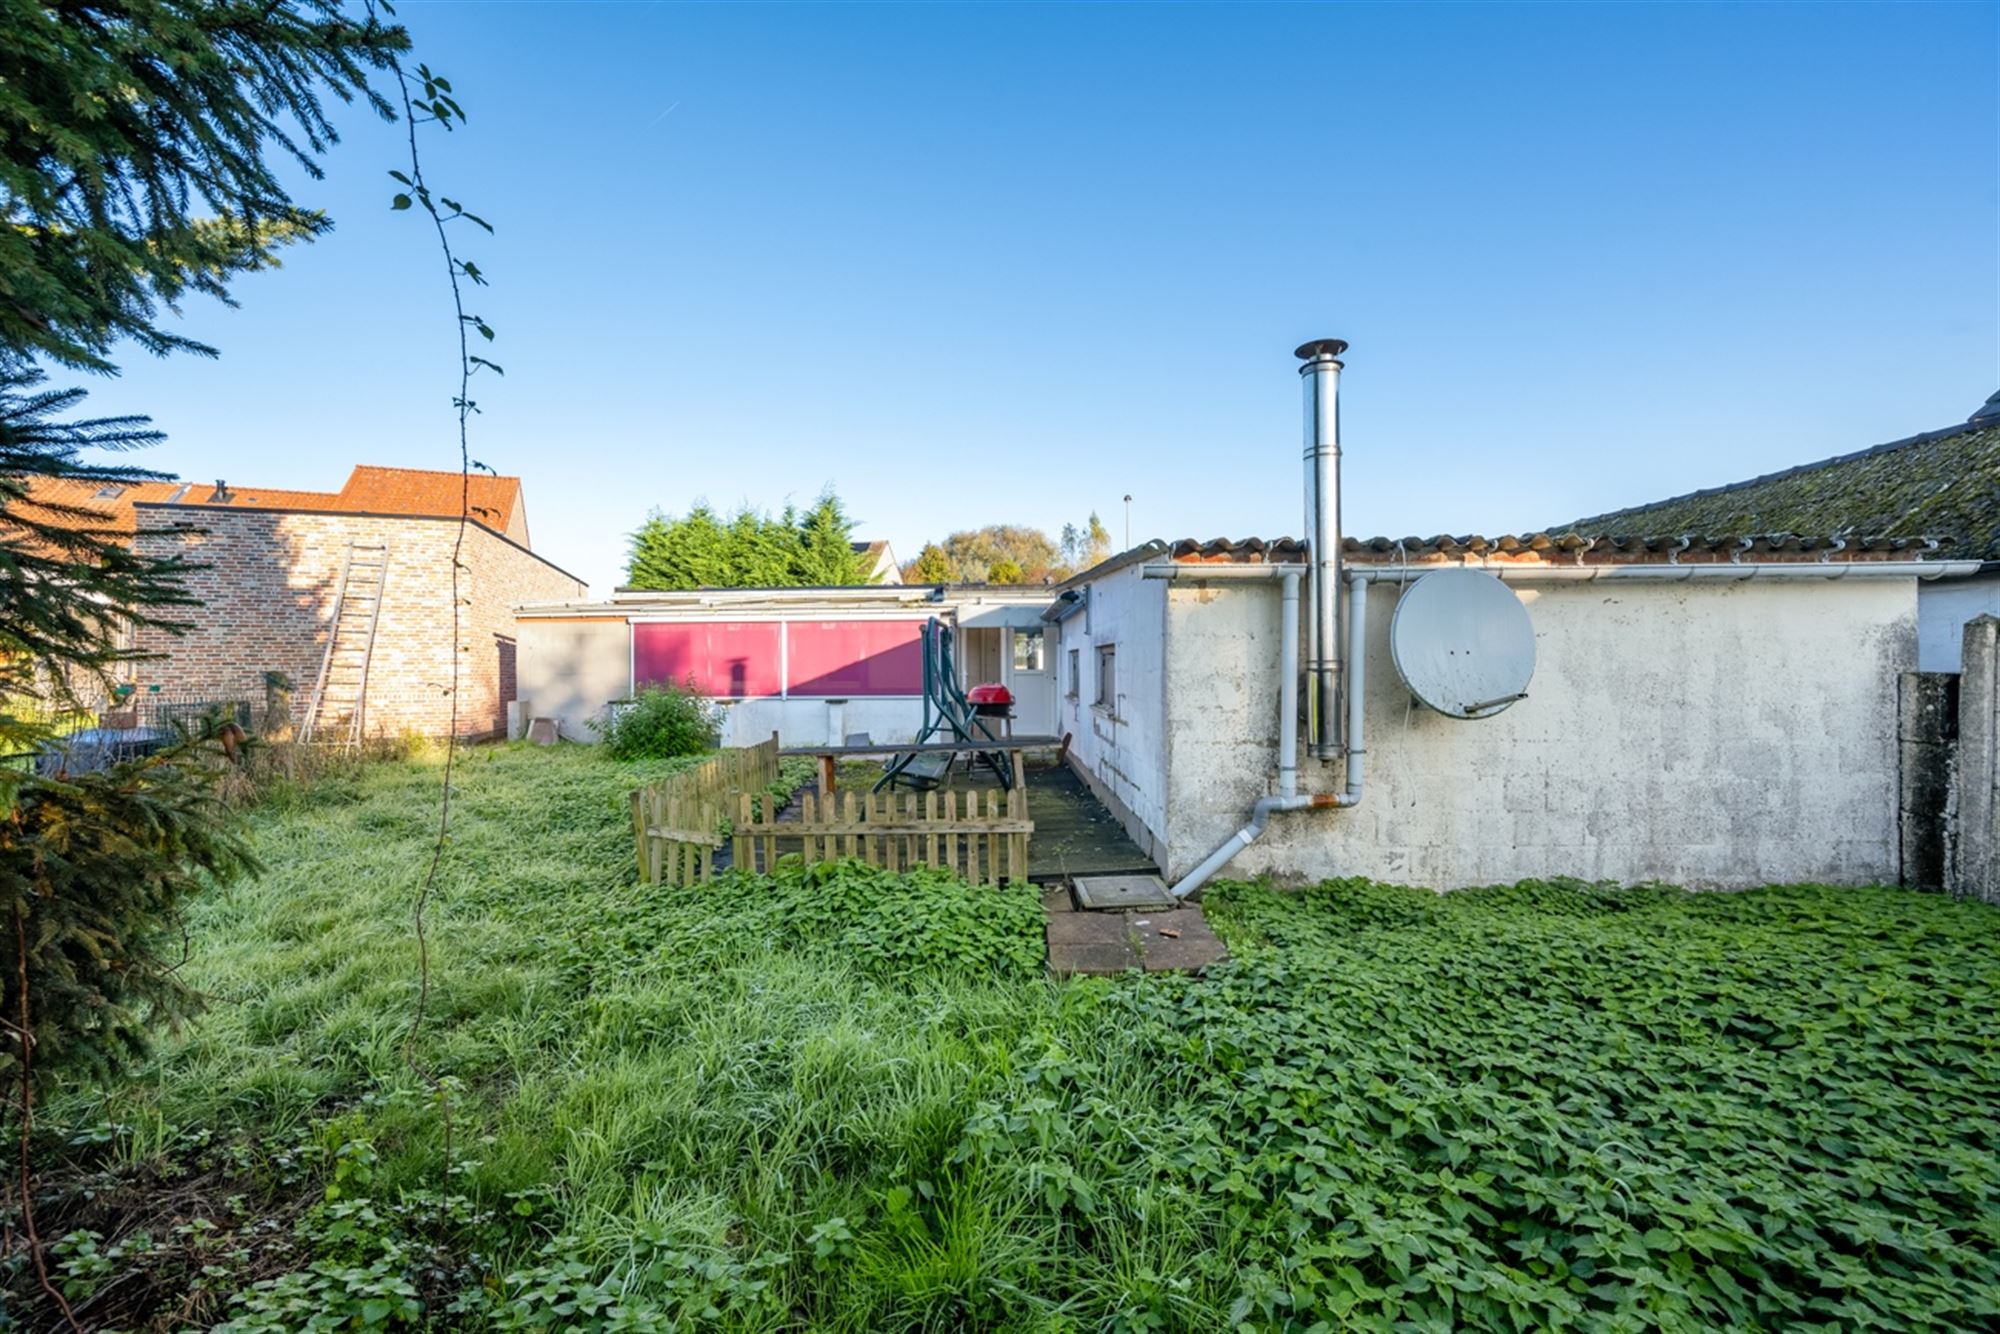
[633,621,782,698]
[786,620,924,696]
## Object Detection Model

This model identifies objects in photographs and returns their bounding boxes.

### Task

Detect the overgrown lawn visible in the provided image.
[11,746,1998,1332]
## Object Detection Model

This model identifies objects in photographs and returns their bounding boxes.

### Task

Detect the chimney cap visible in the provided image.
[1294,338,1348,361]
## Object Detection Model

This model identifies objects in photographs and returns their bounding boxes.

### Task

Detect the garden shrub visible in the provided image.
[589,682,719,760]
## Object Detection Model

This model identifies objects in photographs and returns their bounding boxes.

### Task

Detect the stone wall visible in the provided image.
[1955,616,2000,902]
[131,505,584,738]
[1898,672,1958,892]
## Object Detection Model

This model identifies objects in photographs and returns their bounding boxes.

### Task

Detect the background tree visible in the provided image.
[627,502,726,590]
[904,542,954,584]
[907,518,1110,584]
[932,525,1061,584]
[794,491,868,585]
[625,488,875,590]
[1060,512,1113,573]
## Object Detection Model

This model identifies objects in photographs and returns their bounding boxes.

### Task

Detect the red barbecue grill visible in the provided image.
[966,682,1014,720]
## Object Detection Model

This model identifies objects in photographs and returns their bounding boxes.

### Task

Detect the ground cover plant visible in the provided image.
[5,745,1996,1330]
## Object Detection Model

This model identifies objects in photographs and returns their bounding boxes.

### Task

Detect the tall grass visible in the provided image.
[22,745,1127,1329]
[11,746,1999,1331]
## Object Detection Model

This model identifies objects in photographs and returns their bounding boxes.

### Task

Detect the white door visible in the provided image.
[1004,627,1056,737]
[960,627,1003,689]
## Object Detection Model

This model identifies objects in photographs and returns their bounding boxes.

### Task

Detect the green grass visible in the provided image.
[14,746,2000,1332]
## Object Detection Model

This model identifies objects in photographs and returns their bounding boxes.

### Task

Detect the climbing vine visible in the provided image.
[369,0,504,1126]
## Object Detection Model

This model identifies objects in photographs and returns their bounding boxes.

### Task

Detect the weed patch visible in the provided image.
[568,859,1046,987]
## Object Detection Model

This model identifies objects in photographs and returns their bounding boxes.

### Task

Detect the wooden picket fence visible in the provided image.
[629,735,781,885]
[732,753,1033,884]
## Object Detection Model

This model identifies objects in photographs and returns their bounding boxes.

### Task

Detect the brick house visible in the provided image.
[25,466,584,739]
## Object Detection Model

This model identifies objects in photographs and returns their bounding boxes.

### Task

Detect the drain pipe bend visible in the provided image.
[1172,572,1367,900]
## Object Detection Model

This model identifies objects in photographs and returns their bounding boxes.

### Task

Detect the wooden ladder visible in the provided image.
[300,542,391,746]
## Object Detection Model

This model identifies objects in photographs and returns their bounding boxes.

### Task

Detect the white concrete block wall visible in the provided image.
[1054,564,1170,860]
[517,617,932,748]
[716,697,925,748]
[1161,576,1918,889]
[516,617,632,741]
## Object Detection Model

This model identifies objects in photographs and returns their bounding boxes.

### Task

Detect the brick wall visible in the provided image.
[131,506,584,738]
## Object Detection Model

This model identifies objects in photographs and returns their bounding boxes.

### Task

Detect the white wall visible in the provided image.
[1054,564,1169,861]
[516,617,632,741]
[1918,573,2000,672]
[517,617,929,748]
[716,697,925,748]
[1162,577,1918,889]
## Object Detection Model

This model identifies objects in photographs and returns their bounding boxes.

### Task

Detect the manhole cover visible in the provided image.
[1073,874,1175,911]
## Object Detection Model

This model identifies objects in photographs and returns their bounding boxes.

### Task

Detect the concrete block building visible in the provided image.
[1048,535,1951,890]
[1034,349,1999,894]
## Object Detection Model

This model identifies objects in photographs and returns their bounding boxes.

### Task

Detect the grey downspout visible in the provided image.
[1341,576,1366,801]
[1276,569,1300,799]
[1171,570,1366,900]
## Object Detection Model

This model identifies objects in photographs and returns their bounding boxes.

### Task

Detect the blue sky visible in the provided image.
[77,1,1999,594]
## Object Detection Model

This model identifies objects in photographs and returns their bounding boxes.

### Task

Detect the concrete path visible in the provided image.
[1043,884,1228,976]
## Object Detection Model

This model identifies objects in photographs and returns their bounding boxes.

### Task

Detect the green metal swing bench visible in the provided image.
[876,618,1014,793]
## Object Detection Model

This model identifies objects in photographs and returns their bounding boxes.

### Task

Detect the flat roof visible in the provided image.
[521,583,1054,619]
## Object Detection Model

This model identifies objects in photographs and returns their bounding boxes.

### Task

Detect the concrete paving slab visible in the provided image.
[1130,907,1228,972]
[1049,942,1141,977]
[1044,910,1122,945]
[1044,891,1227,976]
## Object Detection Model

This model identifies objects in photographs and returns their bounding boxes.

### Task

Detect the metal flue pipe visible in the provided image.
[1298,338,1346,761]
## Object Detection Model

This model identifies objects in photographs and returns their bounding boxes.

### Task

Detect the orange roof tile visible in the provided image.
[9,465,530,547]
[9,478,190,538]
[334,466,525,541]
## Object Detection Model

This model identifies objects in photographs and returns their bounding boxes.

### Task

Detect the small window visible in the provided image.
[93,485,125,500]
[1095,644,1117,712]
[1066,648,1080,699]
[1012,629,1044,672]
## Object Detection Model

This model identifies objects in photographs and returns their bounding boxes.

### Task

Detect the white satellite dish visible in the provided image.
[1388,569,1536,719]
